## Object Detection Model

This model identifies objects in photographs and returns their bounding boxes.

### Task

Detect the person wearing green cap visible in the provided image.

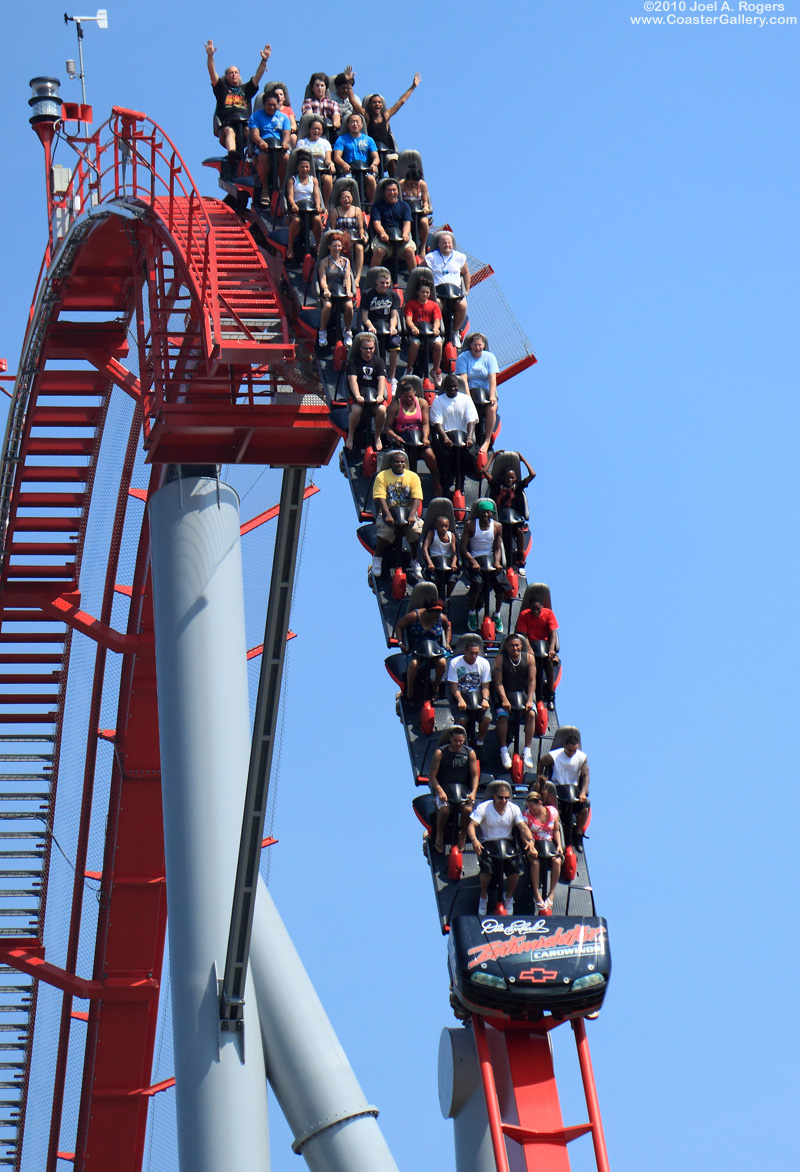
[460,499,508,633]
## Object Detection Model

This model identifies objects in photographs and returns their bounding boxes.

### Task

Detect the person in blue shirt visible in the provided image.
[455,333,500,455]
[369,180,417,277]
[249,91,291,194]
[332,113,380,203]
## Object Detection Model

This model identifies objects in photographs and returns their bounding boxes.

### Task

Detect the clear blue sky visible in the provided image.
[3,2,799,1170]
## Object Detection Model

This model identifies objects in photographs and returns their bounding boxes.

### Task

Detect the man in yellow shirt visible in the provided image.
[371,449,424,578]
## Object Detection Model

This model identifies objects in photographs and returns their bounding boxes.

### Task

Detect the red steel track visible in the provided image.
[0,107,335,1171]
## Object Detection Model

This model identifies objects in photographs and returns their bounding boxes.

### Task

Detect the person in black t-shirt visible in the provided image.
[428,726,479,852]
[361,270,401,386]
[344,334,387,450]
[206,39,271,160]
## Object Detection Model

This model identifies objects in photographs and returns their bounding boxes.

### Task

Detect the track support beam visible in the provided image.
[220,465,307,1031]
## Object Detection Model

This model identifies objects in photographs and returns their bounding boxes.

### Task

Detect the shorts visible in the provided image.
[466,567,509,592]
[478,848,524,876]
[376,514,424,542]
[371,235,413,255]
[434,793,475,810]
[495,707,527,720]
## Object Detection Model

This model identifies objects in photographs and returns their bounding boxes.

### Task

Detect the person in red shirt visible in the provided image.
[515,599,559,709]
[404,281,443,386]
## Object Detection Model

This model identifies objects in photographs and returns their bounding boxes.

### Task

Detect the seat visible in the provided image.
[408,580,439,612]
[487,450,530,522]
[405,266,436,305]
[419,497,457,547]
[550,726,581,751]
[329,175,363,216]
[465,498,507,568]
[395,150,424,183]
[518,583,559,655]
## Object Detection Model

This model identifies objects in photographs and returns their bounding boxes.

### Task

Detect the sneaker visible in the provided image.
[478,896,488,916]
[390,377,398,392]
[500,746,512,770]
[492,612,504,634]
[505,894,514,913]
[467,611,478,632]
[432,369,442,387]
[371,555,382,577]
[523,747,534,770]
[343,329,353,345]
[318,329,327,346]
[408,559,422,579]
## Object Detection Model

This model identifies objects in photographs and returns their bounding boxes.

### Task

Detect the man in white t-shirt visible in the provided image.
[538,734,591,852]
[424,230,470,339]
[429,374,478,495]
[446,636,492,745]
[468,780,535,915]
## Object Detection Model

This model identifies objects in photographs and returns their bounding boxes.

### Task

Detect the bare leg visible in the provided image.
[430,338,443,374]
[346,403,363,450]
[373,403,387,449]
[286,215,300,258]
[433,656,446,691]
[343,300,354,328]
[454,299,467,333]
[529,857,544,906]
[370,247,388,270]
[506,871,520,901]
[496,714,509,749]
[321,173,333,203]
[403,244,418,274]
[364,174,377,202]
[481,402,497,454]
[435,804,449,851]
[524,709,534,749]
[477,708,491,743]
[352,243,364,284]
[422,445,442,493]
[405,656,419,700]
[546,857,561,903]
[406,339,420,371]
[458,802,473,850]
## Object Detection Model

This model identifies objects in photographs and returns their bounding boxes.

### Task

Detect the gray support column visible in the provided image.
[149,473,270,1172]
[439,1027,497,1172]
[250,879,400,1172]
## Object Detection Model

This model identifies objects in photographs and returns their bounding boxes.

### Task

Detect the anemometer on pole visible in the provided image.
[63,8,108,108]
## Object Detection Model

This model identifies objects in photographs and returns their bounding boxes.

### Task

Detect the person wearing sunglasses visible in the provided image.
[523,789,564,915]
[467,780,535,916]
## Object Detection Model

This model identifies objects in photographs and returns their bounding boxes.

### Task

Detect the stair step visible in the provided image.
[25,438,94,456]
[4,567,76,580]
[20,467,88,482]
[16,492,84,508]
[8,544,76,556]
[12,517,80,532]
[30,407,100,427]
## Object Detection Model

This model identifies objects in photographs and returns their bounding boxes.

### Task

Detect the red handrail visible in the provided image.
[46,108,221,347]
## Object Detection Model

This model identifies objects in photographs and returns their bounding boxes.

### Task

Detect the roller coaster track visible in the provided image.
[0,93,609,1172]
[0,107,334,1171]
